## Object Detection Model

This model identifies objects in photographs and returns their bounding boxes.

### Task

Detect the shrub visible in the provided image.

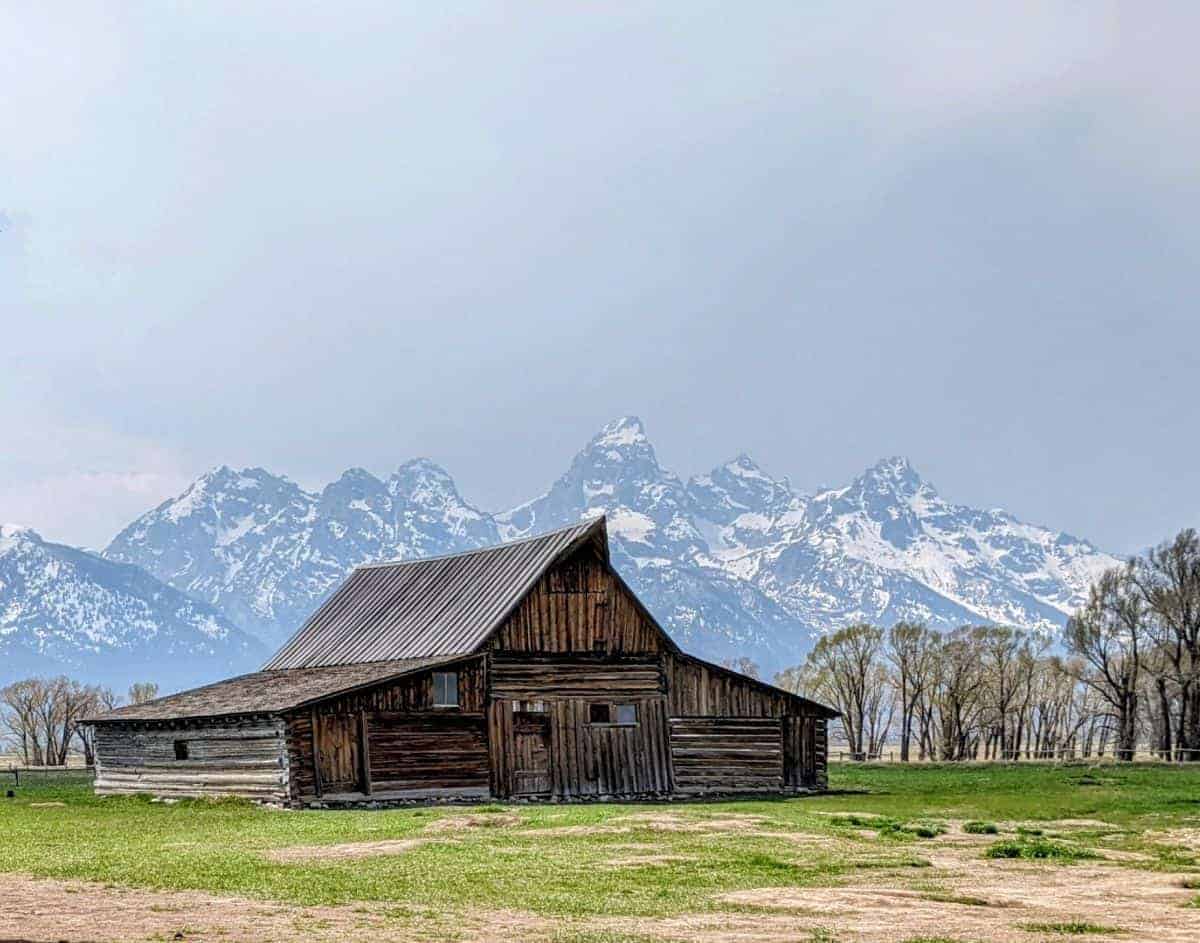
[963,820,998,835]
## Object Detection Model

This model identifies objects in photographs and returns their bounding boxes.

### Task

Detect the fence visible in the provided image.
[832,748,1200,764]
[4,763,95,787]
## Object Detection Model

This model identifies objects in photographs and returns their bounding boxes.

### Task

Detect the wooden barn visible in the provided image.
[89,517,836,806]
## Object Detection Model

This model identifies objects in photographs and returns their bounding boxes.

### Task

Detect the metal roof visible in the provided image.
[264,517,608,669]
[89,656,466,723]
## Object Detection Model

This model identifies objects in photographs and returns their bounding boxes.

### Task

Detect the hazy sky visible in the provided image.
[2,2,1197,553]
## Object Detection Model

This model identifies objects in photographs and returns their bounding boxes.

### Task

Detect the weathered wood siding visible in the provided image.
[93,717,289,803]
[367,713,489,796]
[665,653,829,792]
[490,547,665,655]
[285,658,488,802]
[669,717,783,795]
[488,696,672,799]
[666,654,794,717]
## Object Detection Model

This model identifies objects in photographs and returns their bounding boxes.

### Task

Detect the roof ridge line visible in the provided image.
[354,516,604,570]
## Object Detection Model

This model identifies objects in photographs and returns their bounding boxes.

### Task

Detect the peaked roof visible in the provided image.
[264,517,609,669]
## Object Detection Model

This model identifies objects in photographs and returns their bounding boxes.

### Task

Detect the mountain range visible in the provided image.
[3,417,1120,690]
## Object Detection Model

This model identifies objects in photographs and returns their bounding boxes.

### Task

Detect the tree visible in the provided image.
[885,622,938,762]
[1133,529,1200,759]
[1064,565,1144,761]
[801,624,886,758]
[128,681,160,705]
[0,677,110,766]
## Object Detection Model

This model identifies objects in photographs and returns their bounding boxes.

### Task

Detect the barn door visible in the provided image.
[316,713,361,793]
[511,710,552,797]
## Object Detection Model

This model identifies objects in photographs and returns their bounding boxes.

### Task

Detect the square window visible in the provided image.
[173,740,189,761]
[589,703,611,724]
[433,671,459,707]
[615,704,638,726]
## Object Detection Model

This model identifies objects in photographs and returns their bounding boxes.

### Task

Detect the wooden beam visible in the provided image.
[310,708,323,798]
[358,709,372,796]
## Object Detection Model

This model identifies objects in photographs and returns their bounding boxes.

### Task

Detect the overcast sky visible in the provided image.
[2,2,1197,553]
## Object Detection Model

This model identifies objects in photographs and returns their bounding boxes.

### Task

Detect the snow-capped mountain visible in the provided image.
[106,462,500,646]
[693,454,1118,638]
[499,418,810,667]
[101,416,1120,676]
[0,524,263,690]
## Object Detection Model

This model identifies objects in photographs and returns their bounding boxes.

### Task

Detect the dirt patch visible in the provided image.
[1148,827,1200,852]
[0,873,550,942]
[523,823,634,837]
[603,854,697,868]
[1047,818,1117,829]
[616,811,771,833]
[28,801,67,808]
[424,812,522,832]
[265,838,431,863]
[593,844,1199,942]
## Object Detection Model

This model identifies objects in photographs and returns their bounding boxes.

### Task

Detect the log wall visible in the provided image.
[669,716,783,796]
[284,658,488,802]
[93,716,289,803]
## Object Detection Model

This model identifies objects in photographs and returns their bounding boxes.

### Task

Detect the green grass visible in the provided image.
[985,838,1098,862]
[2,763,1199,926]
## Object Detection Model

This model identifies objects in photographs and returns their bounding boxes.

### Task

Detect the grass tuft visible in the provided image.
[962,820,998,835]
[1017,921,1123,935]
[985,838,1097,862]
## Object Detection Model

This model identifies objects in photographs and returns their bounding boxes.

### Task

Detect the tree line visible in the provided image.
[775,528,1200,762]
[0,679,159,766]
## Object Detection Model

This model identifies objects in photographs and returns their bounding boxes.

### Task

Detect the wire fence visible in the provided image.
[3,763,96,787]
[832,748,1200,763]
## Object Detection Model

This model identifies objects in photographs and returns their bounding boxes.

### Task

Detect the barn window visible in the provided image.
[615,704,638,726]
[432,671,459,708]
[173,740,189,761]
[588,703,611,724]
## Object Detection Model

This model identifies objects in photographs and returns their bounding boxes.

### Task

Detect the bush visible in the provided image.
[963,820,998,835]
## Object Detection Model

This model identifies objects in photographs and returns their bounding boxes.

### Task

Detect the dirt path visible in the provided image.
[0,875,548,943]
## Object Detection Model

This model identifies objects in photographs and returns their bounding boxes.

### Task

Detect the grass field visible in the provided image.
[3,763,1199,942]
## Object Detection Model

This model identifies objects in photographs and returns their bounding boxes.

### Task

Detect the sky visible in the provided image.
[1,2,1197,554]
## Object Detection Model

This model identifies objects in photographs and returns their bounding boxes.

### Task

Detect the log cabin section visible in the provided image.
[88,516,837,806]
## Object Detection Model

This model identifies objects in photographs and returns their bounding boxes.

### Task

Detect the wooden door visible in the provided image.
[316,713,361,793]
[511,710,552,796]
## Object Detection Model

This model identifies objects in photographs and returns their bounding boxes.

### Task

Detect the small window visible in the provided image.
[588,703,611,725]
[592,638,607,653]
[433,671,459,707]
[615,704,638,726]
[173,740,189,761]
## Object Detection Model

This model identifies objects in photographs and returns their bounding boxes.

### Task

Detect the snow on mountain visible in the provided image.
[106,461,500,647]
[499,418,810,667]
[0,523,263,690]
[719,456,1120,639]
[100,416,1121,678]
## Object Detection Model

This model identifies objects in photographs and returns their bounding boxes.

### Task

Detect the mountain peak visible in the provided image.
[0,523,37,553]
[857,455,931,497]
[592,415,647,448]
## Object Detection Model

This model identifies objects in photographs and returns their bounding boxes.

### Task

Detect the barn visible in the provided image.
[89,517,836,806]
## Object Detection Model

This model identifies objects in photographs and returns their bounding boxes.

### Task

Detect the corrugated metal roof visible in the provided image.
[264,517,607,669]
[89,656,465,722]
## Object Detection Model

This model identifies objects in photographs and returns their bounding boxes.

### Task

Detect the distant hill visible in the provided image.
[0,524,264,690]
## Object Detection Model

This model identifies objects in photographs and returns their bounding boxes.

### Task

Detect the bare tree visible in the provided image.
[128,681,160,705]
[1132,529,1200,760]
[885,622,938,762]
[1064,566,1144,760]
[801,624,886,758]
